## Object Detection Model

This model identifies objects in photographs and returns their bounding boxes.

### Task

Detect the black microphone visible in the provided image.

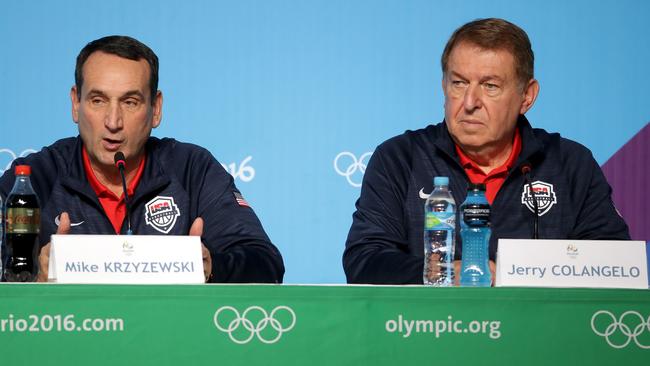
[521,162,539,239]
[114,152,133,235]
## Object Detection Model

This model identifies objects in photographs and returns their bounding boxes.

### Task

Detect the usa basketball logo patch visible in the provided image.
[521,181,557,216]
[145,196,181,234]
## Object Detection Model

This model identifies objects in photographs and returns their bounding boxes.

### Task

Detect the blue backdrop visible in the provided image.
[1,0,648,283]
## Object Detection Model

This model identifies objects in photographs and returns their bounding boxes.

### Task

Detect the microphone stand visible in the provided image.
[114,152,133,235]
[521,164,539,239]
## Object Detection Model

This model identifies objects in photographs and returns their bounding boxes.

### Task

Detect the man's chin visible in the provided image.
[88,151,121,170]
[454,136,489,151]
[450,130,485,146]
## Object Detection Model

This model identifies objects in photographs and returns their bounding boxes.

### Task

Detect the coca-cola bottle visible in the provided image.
[4,165,40,282]
[0,192,3,277]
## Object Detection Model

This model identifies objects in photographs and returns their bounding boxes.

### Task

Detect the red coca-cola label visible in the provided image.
[6,208,40,234]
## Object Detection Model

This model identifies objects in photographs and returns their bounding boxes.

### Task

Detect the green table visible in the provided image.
[1,285,649,365]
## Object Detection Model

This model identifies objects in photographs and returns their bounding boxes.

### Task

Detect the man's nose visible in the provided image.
[463,84,483,111]
[104,102,123,131]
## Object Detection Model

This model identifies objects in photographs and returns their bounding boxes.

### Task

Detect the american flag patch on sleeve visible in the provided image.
[233,192,250,208]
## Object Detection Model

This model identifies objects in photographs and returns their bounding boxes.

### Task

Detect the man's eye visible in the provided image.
[484,83,499,90]
[451,80,466,87]
[124,99,139,107]
[91,98,105,105]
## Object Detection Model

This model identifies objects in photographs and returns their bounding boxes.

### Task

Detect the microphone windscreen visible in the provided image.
[114,151,126,168]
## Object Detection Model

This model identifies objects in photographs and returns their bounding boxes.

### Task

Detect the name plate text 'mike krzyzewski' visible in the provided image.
[48,235,204,284]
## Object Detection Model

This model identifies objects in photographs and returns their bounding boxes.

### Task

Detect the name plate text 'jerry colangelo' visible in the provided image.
[48,235,204,284]
[495,239,648,289]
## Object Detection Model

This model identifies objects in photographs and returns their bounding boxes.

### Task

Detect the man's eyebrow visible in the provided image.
[84,89,146,100]
[480,75,505,83]
[447,71,467,79]
[121,90,146,100]
[86,89,107,98]
[446,71,506,83]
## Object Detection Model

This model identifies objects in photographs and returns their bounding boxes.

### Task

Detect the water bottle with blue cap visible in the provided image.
[460,183,492,287]
[423,176,456,286]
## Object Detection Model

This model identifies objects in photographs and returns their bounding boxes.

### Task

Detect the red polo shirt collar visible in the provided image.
[455,128,522,204]
[82,148,145,233]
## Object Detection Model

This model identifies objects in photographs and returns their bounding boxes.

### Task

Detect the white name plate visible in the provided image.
[48,235,204,284]
[495,239,648,289]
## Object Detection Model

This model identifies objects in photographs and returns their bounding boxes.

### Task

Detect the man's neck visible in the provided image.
[459,140,514,174]
[91,156,143,197]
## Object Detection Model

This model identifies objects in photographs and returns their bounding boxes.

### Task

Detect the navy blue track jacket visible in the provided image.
[0,137,285,283]
[343,116,630,284]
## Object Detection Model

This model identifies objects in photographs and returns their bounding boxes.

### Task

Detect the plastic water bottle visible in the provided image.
[460,183,492,287]
[423,176,456,286]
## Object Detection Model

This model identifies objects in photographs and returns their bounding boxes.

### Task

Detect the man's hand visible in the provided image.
[423,253,442,283]
[190,217,212,282]
[453,260,497,286]
[453,260,462,286]
[38,212,71,282]
[488,260,496,284]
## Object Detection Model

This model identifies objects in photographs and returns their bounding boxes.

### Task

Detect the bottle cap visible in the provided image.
[15,165,31,176]
[467,183,486,191]
[433,176,449,186]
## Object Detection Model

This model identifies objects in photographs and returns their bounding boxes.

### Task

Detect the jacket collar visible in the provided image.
[514,116,545,168]
[433,115,544,170]
[61,136,171,204]
[132,138,172,204]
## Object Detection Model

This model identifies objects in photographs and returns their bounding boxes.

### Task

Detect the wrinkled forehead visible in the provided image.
[445,42,517,79]
[80,51,151,95]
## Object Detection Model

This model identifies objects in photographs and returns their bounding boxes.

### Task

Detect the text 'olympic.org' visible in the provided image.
[385,314,501,339]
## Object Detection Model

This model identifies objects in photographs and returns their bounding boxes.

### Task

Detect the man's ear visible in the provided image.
[519,79,539,115]
[151,90,163,128]
[71,86,80,124]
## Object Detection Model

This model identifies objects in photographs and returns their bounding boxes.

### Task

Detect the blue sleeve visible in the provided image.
[569,151,630,240]
[191,151,285,283]
[343,145,422,284]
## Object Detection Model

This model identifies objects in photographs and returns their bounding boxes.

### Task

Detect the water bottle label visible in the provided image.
[6,208,40,234]
[462,204,490,225]
[425,212,455,230]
